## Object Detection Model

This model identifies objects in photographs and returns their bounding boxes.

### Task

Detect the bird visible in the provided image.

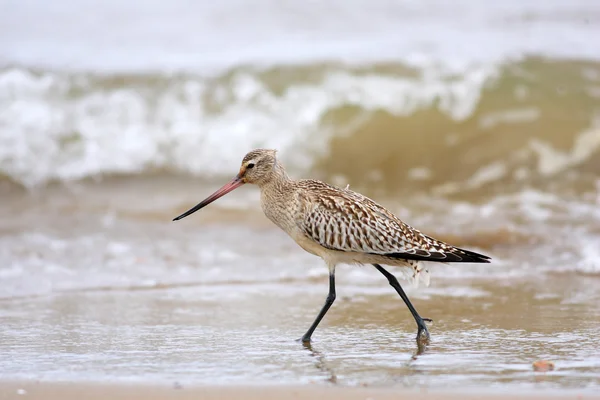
[173,149,491,344]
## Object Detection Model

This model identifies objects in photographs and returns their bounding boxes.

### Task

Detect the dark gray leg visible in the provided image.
[301,273,336,343]
[373,263,431,342]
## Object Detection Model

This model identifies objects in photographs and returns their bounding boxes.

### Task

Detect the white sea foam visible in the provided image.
[0,65,497,186]
[529,122,600,176]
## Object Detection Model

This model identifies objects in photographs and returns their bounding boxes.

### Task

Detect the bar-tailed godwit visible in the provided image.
[174,149,491,344]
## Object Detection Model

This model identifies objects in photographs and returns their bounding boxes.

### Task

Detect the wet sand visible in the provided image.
[1,382,599,400]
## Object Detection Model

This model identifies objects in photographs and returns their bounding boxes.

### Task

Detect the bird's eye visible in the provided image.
[247,163,255,169]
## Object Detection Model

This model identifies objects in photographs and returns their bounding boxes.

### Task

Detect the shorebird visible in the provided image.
[173,149,491,344]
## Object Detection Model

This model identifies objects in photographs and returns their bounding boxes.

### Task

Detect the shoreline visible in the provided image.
[1,382,597,400]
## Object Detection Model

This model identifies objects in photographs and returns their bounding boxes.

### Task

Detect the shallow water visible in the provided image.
[2,277,599,390]
[1,179,599,393]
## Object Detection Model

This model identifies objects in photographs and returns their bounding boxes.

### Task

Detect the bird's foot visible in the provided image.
[297,335,313,350]
[297,335,312,344]
[416,317,431,344]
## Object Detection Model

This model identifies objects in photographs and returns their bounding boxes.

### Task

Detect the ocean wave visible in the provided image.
[1,58,599,194]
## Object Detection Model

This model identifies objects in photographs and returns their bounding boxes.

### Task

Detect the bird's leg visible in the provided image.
[301,272,336,343]
[372,263,431,343]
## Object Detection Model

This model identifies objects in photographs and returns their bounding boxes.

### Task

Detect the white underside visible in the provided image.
[393,262,431,288]
[293,232,432,288]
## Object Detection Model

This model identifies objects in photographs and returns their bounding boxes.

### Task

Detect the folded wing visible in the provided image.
[297,181,490,263]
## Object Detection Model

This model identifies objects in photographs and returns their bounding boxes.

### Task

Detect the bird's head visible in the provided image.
[172,149,278,221]
[237,148,278,185]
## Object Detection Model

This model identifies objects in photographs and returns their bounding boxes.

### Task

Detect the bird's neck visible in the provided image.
[258,161,296,233]
[258,160,292,190]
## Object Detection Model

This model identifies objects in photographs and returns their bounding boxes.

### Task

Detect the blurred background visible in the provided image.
[1,0,599,391]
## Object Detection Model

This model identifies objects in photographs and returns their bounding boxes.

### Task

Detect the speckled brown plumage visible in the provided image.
[296,179,490,264]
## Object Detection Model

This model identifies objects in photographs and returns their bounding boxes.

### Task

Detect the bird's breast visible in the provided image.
[260,188,297,235]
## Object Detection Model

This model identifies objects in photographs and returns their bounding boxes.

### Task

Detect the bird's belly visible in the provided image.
[289,231,335,259]
[290,232,363,266]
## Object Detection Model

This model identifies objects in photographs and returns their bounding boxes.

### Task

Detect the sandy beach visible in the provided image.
[1,382,598,400]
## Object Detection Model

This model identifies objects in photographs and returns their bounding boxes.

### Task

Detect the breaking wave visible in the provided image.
[1,57,600,197]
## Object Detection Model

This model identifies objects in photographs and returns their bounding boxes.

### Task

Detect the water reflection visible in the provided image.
[302,341,338,385]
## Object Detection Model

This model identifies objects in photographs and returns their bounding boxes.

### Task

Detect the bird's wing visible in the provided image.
[297,181,490,263]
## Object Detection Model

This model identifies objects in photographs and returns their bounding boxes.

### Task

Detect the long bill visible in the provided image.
[172,176,244,221]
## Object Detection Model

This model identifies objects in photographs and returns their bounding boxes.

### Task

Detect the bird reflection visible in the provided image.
[301,341,338,384]
[301,335,429,385]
